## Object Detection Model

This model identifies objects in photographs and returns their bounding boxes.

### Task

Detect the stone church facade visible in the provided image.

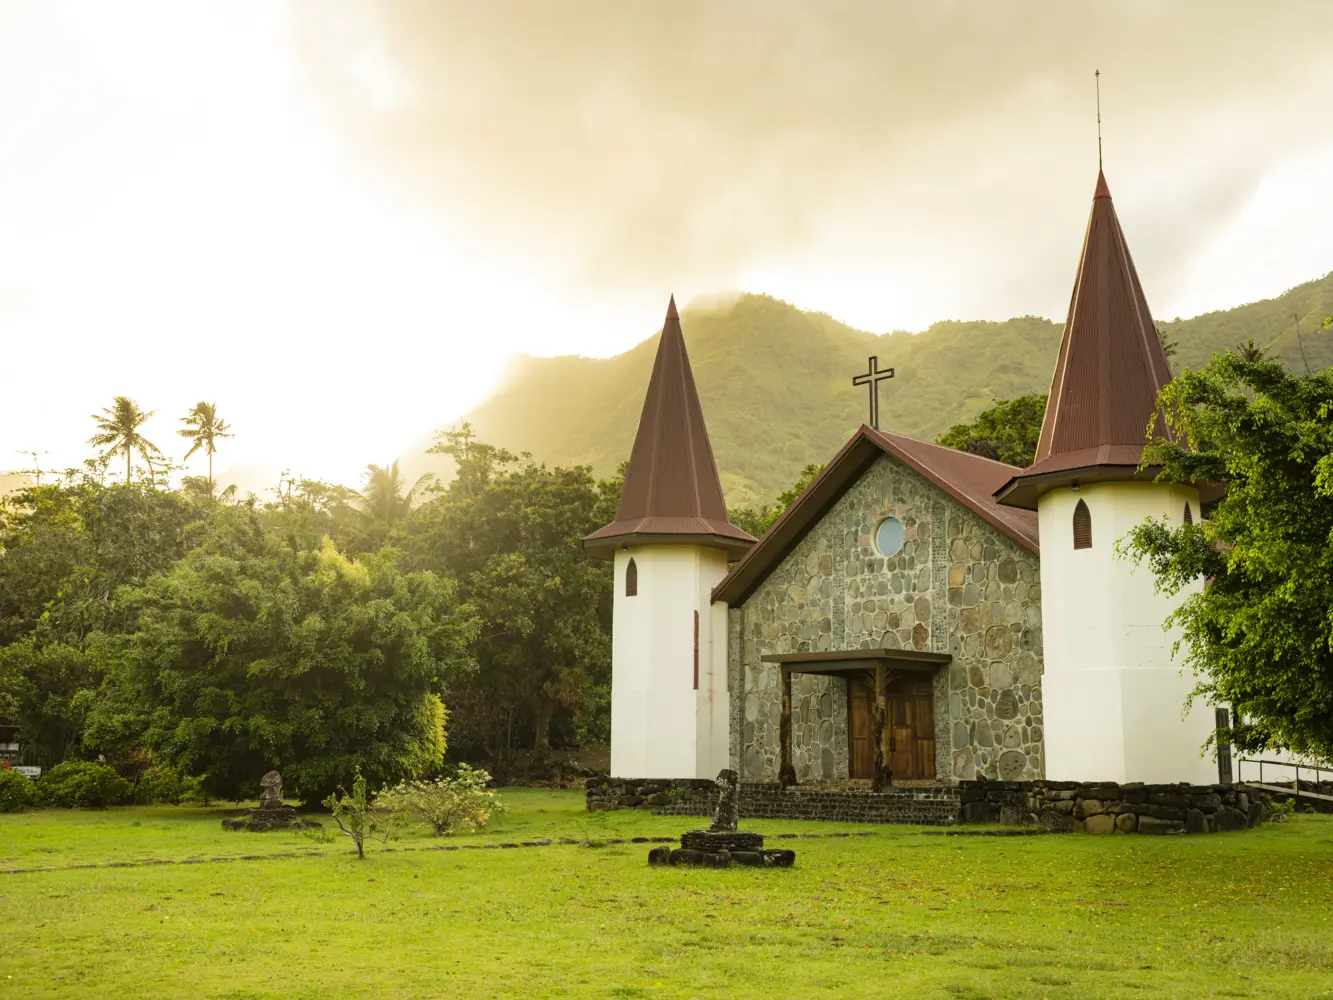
[726,450,1045,785]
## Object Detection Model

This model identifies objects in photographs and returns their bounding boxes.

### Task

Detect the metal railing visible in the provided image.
[1237,757,1333,803]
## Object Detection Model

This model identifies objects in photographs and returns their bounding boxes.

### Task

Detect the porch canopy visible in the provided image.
[761,648,951,790]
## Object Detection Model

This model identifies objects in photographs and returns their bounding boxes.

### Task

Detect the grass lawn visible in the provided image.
[1,790,1331,999]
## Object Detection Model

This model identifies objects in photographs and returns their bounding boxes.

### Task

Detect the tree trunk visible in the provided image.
[533,700,555,756]
[208,452,214,497]
[126,448,132,484]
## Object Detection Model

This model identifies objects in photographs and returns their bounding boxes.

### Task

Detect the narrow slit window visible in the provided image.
[1073,499,1092,550]
[625,557,638,597]
[693,610,700,690]
[1183,502,1193,525]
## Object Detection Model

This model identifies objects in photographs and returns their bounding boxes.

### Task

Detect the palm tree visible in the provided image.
[1234,339,1270,363]
[354,461,433,525]
[88,396,162,483]
[178,402,234,497]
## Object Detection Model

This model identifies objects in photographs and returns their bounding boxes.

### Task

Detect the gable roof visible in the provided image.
[584,296,756,559]
[712,426,1039,607]
[996,170,1178,510]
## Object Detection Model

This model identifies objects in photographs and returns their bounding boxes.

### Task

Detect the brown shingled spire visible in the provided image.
[583,297,755,558]
[996,170,1179,510]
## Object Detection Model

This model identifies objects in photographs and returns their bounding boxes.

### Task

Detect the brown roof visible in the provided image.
[712,425,1038,607]
[995,170,1178,510]
[584,296,756,559]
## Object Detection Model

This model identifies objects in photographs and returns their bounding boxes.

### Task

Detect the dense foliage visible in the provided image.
[1121,350,1333,761]
[0,765,35,812]
[936,393,1048,467]
[35,760,133,808]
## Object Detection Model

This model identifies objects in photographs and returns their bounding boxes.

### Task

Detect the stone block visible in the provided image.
[1147,792,1190,809]
[647,847,671,866]
[961,801,996,824]
[1115,812,1137,834]
[1185,808,1208,835]
[1215,806,1248,832]
[1084,813,1115,835]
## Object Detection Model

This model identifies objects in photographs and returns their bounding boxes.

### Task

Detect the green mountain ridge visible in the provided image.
[428,272,1333,507]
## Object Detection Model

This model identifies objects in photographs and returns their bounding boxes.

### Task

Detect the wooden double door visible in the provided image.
[848,673,936,781]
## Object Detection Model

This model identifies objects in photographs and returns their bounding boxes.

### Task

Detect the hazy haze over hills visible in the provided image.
[403,271,1333,507]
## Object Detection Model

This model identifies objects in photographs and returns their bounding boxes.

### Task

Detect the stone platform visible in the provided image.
[680,830,764,853]
[221,805,320,832]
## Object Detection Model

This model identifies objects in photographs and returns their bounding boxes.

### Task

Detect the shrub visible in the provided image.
[375,764,504,836]
[0,767,36,812]
[134,766,188,805]
[36,760,133,808]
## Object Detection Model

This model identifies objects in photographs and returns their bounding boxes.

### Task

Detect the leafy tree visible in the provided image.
[1119,349,1333,761]
[0,479,204,767]
[88,396,162,484]
[91,510,478,801]
[375,763,504,836]
[728,462,825,539]
[354,461,433,528]
[177,402,233,496]
[936,394,1048,467]
[324,766,396,859]
[403,426,617,768]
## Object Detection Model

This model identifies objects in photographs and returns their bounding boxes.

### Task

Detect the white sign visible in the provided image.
[13,766,41,779]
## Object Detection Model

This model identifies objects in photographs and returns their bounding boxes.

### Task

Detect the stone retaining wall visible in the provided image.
[588,777,962,826]
[584,777,716,813]
[959,780,1265,834]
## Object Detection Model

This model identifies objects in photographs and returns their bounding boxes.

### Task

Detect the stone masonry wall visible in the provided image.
[584,777,716,813]
[736,453,1044,784]
[960,780,1265,834]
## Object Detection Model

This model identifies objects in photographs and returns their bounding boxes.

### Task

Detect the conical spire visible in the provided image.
[996,171,1178,509]
[584,297,755,557]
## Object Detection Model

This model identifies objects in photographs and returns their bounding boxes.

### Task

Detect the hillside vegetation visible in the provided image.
[450,272,1333,506]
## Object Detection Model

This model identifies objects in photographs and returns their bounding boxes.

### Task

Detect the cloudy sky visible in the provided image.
[2,0,1331,488]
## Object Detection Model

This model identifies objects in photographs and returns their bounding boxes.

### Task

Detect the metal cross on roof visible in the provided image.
[852,356,894,429]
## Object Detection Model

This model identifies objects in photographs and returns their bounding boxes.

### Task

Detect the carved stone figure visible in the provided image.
[258,770,284,810]
[708,768,740,832]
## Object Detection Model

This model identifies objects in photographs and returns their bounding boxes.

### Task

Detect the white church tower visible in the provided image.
[996,170,1218,785]
[584,296,755,779]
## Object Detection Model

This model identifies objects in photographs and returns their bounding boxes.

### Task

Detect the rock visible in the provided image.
[1115,812,1138,834]
[1215,806,1249,832]
[1084,814,1115,835]
[1039,809,1074,832]
[1191,793,1222,812]
[1247,802,1263,829]
[962,802,996,824]
[998,802,1030,826]
[1074,798,1104,819]
[742,746,765,779]
[700,851,731,868]
[994,690,1019,721]
[669,849,703,866]
[1185,808,1208,835]
[997,750,1027,781]
[1147,792,1190,810]
[643,793,669,806]
[761,849,796,868]
[730,851,764,867]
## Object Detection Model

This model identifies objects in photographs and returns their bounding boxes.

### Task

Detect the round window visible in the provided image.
[874,517,905,556]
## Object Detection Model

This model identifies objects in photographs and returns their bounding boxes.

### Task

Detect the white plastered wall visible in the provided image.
[610,544,730,779]
[1039,481,1216,784]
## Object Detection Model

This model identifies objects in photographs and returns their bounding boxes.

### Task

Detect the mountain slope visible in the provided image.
[445,272,1333,507]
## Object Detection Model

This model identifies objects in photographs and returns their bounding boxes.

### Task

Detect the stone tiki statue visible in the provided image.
[708,769,740,832]
[258,770,284,810]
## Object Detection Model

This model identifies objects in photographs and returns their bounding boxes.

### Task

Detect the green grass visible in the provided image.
[1,792,1331,999]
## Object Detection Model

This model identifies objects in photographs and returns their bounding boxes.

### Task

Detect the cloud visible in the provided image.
[292,0,1333,326]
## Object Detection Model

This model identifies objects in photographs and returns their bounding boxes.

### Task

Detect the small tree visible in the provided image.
[323,768,397,859]
[375,764,505,836]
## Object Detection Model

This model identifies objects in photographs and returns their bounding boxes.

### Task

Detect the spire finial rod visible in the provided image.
[1095,69,1103,171]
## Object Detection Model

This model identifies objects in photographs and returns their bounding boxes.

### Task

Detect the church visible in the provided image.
[584,169,1220,790]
